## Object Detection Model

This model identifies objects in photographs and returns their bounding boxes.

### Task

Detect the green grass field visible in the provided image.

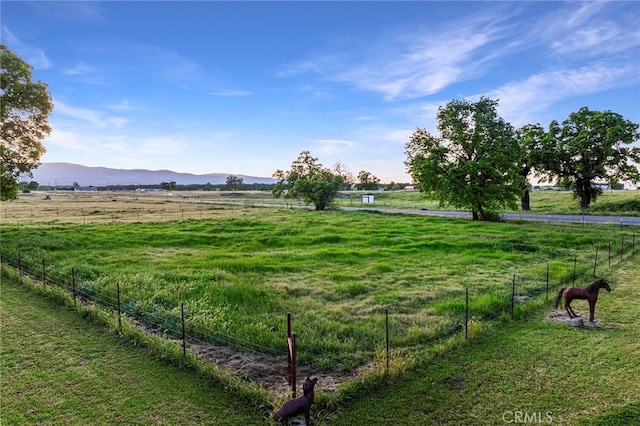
[329,261,640,425]
[0,281,266,425]
[2,207,637,372]
[2,249,638,424]
[1,192,639,424]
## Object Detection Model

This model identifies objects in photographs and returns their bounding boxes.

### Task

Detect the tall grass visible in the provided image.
[1,206,637,370]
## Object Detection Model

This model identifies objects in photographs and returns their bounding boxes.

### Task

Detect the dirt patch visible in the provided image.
[132,320,366,396]
[190,342,369,396]
[546,310,599,327]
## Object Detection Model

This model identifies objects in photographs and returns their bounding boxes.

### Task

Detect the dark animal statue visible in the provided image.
[554,278,611,322]
[274,376,318,425]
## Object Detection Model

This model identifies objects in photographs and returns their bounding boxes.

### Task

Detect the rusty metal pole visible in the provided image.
[291,332,297,398]
[286,312,293,396]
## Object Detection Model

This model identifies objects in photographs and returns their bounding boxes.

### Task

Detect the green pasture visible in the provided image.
[1,206,637,372]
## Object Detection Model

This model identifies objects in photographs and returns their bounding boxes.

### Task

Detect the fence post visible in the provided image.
[290,332,297,398]
[572,254,577,285]
[621,237,624,261]
[608,242,611,267]
[181,302,186,358]
[385,309,390,375]
[18,252,23,283]
[593,246,598,277]
[42,258,47,286]
[287,312,295,397]
[117,282,122,331]
[72,267,77,306]
[510,275,516,319]
[546,263,550,302]
[465,287,469,340]
[633,233,636,254]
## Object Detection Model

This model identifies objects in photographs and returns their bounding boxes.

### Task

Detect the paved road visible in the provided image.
[340,207,640,226]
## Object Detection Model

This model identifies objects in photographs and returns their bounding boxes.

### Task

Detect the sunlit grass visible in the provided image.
[2,203,636,370]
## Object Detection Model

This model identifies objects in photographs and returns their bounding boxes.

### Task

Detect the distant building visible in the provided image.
[362,194,375,204]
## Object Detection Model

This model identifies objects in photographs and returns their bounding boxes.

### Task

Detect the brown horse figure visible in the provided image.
[274,376,318,425]
[554,278,611,322]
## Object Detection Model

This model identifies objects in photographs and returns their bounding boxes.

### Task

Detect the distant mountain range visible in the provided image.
[30,162,276,187]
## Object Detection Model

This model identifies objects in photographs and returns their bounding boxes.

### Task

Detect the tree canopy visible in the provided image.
[1,44,53,201]
[356,170,380,190]
[225,175,244,190]
[538,107,640,209]
[405,97,524,220]
[272,151,344,210]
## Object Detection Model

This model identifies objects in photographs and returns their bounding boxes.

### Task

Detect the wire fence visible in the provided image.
[1,230,636,395]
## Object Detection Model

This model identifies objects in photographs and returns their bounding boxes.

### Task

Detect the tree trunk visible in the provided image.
[472,210,479,221]
[520,190,531,211]
[576,180,593,209]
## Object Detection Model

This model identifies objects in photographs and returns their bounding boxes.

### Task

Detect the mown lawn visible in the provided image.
[0,280,266,425]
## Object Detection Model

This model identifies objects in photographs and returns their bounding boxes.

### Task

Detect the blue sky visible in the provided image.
[3,1,639,183]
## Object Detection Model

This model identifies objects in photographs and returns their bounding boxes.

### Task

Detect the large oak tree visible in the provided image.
[405,97,524,220]
[1,44,53,200]
[273,151,344,210]
[540,107,640,209]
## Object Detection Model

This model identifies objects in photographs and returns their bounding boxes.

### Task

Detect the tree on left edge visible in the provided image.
[1,44,53,201]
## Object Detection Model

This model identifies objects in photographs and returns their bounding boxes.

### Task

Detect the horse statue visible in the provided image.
[274,376,318,425]
[554,278,611,322]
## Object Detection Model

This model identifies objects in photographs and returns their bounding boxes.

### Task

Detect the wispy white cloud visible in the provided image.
[278,9,518,100]
[104,99,146,112]
[54,100,129,129]
[62,62,107,85]
[312,139,359,157]
[481,63,638,126]
[1,25,51,69]
[139,136,185,155]
[44,129,93,152]
[27,1,105,22]
[209,89,252,97]
[127,44,205,87]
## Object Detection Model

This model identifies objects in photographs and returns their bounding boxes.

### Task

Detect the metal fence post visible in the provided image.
[510,275,516,319]
[181,302,186,358]
[385,309,390,374]
[18,252,23,283]
[117,282,122,331]
[546,263,550,302]
[465,288,469,340]
[72,267,77,306]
